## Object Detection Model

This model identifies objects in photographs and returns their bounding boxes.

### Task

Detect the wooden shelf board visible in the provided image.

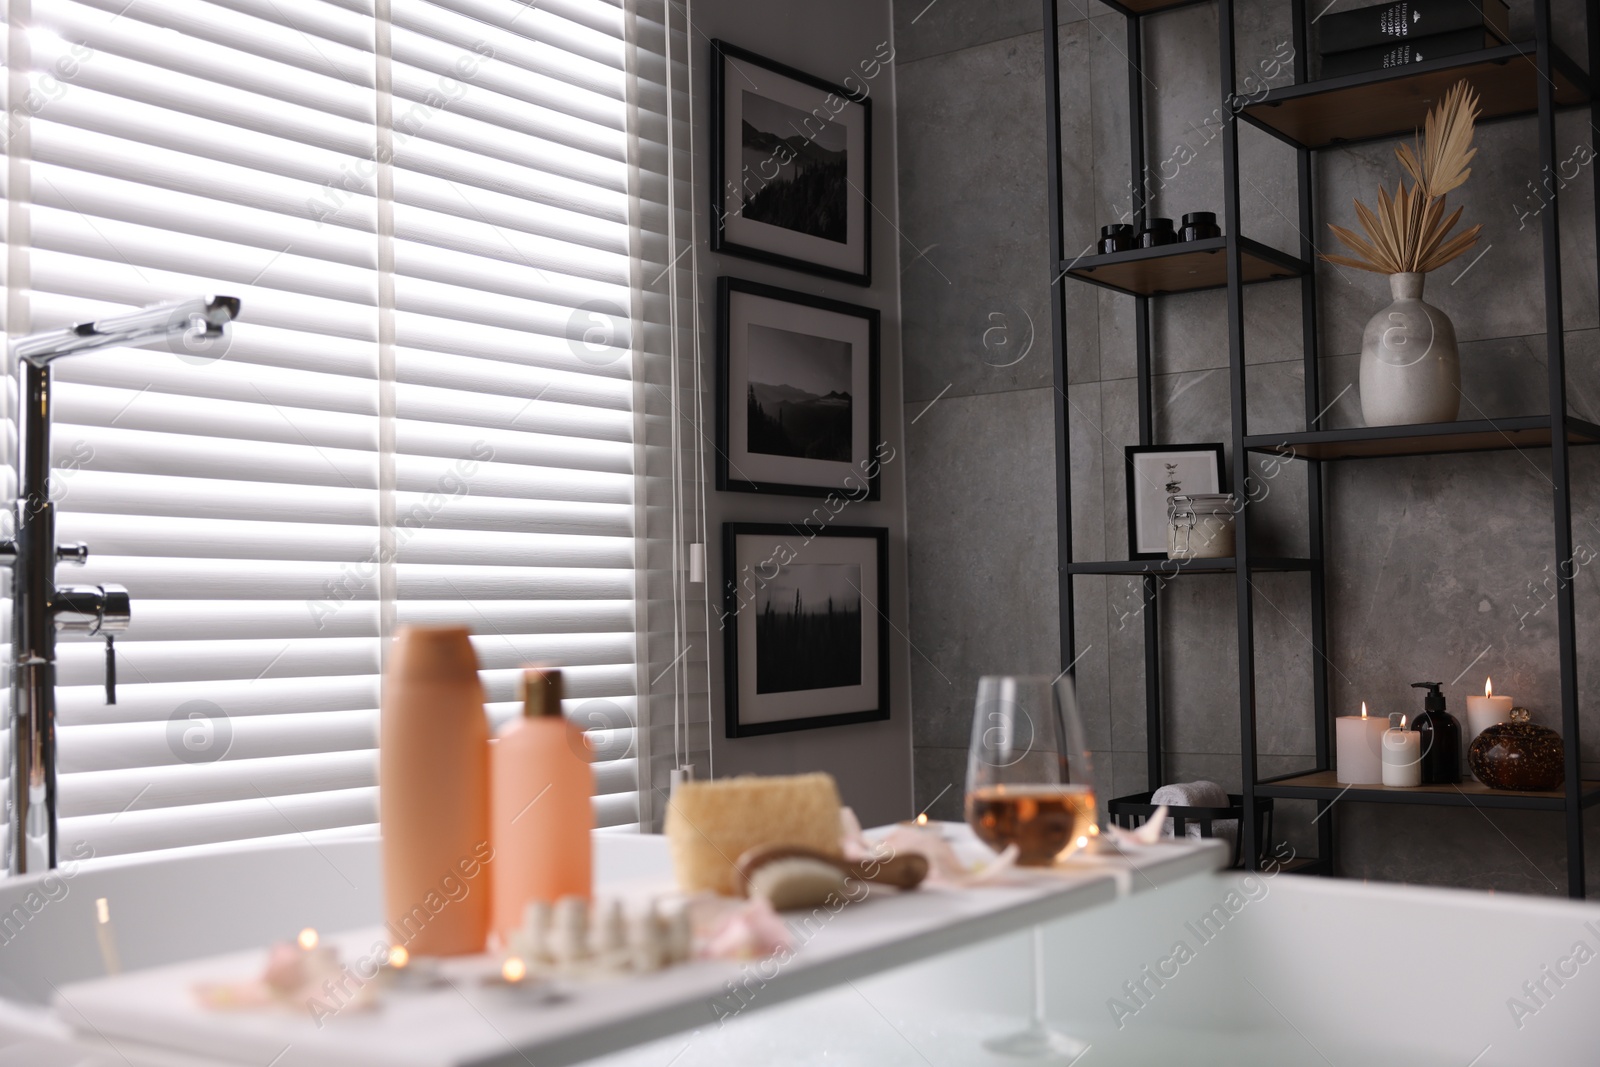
[1067,557,1312,576]
[1241,43,1588,150]
[1064,236,1305,297]
[1257,769,1600,810]
[1104,0,1209,13]
[1244,416,1600,461]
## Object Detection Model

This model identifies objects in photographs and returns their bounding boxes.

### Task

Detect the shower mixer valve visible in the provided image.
[4,295,240,875]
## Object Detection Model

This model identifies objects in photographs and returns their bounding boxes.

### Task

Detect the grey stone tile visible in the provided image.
[1073,573,1113,754]
[1158,576,1242,756]
[905,387,1061,749]
[1242,357,1305,439]
[1110,748,1148,801]
[1152,367,1232,450]
[1323,449,1566,732]
[1250,571,1317,759]
[1096,286,1136,383]
[1068,380,1105,561]
[912,745,967,821]
[890,0,1110,67]
[1106,574,1148,752]
[1151,278,1304,379]
[1246,440,1310,559]
[897,26,1100,400]
[1335,805,1571,896]
[1098,376,1137,557]
[1088,13,1132,233]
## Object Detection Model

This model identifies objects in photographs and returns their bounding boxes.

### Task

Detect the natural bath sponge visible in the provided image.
[665,773,843,896]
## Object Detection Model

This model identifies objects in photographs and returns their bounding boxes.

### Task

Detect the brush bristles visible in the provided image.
[1323,80,1481,275]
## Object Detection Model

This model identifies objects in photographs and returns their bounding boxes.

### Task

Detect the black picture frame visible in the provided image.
[710,39,872,286]
[722,523,890,738]
[1124,443,1227,559]
[716,276,882,500]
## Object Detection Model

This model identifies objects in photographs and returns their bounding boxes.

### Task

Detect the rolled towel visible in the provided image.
[1149,780,1236,856]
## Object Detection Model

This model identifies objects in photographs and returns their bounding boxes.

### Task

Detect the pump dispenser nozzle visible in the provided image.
[1410,681,1445,711]
[1408,681,1459,783]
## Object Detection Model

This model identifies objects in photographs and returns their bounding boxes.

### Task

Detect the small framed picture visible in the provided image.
[717,277,880,499]
[1124,444,1226,559]
[710,39,871,286]
[722,523,889,738]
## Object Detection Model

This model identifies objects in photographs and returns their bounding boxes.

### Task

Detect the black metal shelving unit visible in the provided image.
[1044,0,1600,896]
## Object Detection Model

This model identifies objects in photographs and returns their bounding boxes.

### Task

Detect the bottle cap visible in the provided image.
[1410,681,1446,712]
[520,667,565,718]
[1182,211,1217,227]
[1100,223,1133,237]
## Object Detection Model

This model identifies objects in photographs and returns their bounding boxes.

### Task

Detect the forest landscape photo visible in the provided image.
[739,90,848,243]
[754,563,862,694]
[746,323,853,462]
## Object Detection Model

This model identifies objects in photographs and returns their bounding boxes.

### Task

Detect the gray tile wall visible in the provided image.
[894,0,1600,895]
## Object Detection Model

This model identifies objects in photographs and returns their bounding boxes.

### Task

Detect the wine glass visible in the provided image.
[966,674,1095,1058]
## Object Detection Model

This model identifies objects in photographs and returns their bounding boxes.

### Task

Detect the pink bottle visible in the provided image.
[490,668,593,944]
[379,625,491,956]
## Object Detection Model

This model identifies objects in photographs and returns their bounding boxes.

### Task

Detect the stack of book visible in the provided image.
[1318,0,1510,79]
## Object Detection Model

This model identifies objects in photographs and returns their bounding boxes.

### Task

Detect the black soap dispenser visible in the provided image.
[1410,682,1460,784]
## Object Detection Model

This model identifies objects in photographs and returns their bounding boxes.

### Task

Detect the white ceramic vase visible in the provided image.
[1358,271,1460,426]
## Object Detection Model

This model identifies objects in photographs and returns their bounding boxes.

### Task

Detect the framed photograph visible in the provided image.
[710,39,871,286]
[717,277,880,499]
[1125,444,1226,559]
[722,523,889,738]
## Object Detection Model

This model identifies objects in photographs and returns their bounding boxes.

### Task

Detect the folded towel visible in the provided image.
[1150,780,1236,855]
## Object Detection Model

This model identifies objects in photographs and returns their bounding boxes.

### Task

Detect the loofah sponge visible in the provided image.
[664,773,842,896]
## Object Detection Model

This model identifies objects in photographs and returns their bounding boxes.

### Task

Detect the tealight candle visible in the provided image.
[1335,702,1387,784]
[1465,677,1513,740]
[1382,713,1422,787]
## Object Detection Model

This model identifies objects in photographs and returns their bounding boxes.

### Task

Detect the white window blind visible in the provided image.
[2,0,672,864]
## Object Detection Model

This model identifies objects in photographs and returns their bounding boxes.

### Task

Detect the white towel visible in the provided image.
[1150,780,1237,856]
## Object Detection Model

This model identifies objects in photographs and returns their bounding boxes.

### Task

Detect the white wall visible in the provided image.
[689,0,913,826]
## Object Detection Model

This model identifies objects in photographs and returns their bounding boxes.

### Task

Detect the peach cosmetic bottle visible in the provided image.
[490,668,593,944]
[379,625,491,956]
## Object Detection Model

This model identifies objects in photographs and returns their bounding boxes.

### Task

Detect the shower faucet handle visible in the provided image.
[57,542,89,565]
[54,583,131,634]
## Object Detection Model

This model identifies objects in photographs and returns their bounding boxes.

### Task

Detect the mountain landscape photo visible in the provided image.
[744,322,853,462]
[739,90,848,243]
[754,562,863,695]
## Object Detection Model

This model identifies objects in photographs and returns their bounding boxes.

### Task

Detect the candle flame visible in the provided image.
[915,813,928,826]
[1485,677,1493,698]
[1361,702,1368,719]
[1076,835,1089,850]
[96,898,110,925]
[387,945,409,969]
[1400,715,1407,728]
[502,956,527,983]
[297,928,319,951]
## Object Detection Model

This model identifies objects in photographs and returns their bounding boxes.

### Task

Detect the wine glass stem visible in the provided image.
[1032,925,1047,1027]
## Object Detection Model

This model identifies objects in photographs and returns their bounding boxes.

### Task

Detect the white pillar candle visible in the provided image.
[1465,676,1513,740]
[1382,713,1422,787]
[1335,702,1387,784]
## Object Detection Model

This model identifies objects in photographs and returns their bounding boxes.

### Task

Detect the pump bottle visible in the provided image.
[1410,681,1461,784]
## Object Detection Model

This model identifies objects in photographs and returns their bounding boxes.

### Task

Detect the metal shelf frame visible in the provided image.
[1043,0,1596,896]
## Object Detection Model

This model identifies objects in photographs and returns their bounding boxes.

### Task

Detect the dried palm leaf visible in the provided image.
[1323,79,1481,275]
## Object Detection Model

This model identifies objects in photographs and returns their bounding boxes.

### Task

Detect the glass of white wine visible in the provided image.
[966,674,1096,1058]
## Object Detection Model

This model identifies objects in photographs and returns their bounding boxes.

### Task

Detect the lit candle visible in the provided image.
[1335,702,1387,784]
[501,956,528,984]
[1465,677,1513,740]
[1382,713,1422,787]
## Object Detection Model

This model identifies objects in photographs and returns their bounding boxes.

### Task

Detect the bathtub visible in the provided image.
[0,833,1595,1065]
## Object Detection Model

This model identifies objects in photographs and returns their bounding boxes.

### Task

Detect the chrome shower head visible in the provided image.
[12,295,242,366]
